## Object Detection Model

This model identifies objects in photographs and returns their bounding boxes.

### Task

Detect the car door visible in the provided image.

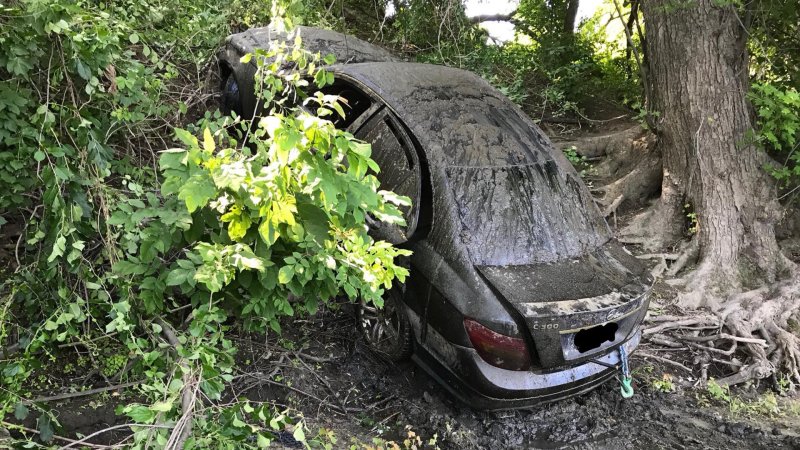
[353,108,422,245]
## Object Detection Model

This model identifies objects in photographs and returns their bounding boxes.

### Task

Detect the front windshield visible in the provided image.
[446,161,610,266]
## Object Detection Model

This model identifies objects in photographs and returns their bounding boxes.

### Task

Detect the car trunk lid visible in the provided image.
[476,241,651,369]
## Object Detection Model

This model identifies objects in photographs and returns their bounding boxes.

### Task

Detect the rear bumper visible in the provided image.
[411,326,641,410]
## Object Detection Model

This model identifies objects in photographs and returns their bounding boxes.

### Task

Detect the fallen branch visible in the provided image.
[154,317,195,450]
[1,421,127,449]
[680,333,767,346]
[59,423,171,449]
[57,332,119,349]
[24,380,141,404]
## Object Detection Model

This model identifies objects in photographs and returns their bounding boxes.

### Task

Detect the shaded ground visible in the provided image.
[10,301,800,449]
[234,299,800,450]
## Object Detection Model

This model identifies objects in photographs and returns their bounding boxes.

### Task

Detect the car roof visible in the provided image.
[226,26,399,65]
[331,62,569,172]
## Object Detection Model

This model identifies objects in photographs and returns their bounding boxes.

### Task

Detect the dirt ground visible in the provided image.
[11,302,800,449]
[233,300,800,450]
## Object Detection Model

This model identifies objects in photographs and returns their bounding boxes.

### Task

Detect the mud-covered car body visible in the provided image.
[218,27,652,409]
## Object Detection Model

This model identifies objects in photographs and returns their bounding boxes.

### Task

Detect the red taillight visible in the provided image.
[464,318,531,371]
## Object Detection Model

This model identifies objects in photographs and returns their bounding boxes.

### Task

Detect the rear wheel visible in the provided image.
[358,288,412,361]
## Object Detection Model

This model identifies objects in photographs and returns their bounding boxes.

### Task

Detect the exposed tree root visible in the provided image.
[570,120,800,390]
[555,124,661,215]
[645,267,800,388]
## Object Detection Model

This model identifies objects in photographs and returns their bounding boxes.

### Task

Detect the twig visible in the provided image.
[1,421,117,449]
[645,335,684,348]
[294,351,337,363]
[57,332,119,349]
[24,381,141,405]
[235,372,359,414]
[635,352,693,372]
[59,423,171,449]
[644,317,718,335]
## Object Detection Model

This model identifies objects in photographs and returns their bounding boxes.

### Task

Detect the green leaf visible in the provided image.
[150,401,173,412]
[297,202,329,244]
[38,415,54,443]
[227,213,252,241]
[129,33,140,44]
[75,59,91,81]
[179,175,216,213]
[350,141,372,158]
[14,403,29,420]
[47,235,67,263]
[34,150,46,162]
[203,128,215,153]
[293,426,306,442]
[174,128,198,147]
[278,265,294,284]
[126,405,156,423]
[165,268,188,286]
[258,218,280,246]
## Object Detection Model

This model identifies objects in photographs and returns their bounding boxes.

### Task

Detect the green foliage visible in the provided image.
[393,0,641,119]
[683,203,699,235]
[0,0,410,446]
[750,83,800,195]
[562,145,590,177]
[700,379,799,418]
[146,44,411,334]
[704,379,731,403]
[650,373,676,393]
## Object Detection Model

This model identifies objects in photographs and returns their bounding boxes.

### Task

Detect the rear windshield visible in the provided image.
[445,161,610,266]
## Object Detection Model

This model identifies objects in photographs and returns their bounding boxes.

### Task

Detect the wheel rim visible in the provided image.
[359,294,402,354]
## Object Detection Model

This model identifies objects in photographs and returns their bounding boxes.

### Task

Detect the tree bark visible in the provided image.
[640,0,789,306]
[564,0,579,33]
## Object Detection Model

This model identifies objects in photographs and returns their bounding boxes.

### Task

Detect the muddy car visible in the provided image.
[217,26,653,409]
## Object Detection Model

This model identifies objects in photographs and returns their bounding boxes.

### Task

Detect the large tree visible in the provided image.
[637,0,800,385]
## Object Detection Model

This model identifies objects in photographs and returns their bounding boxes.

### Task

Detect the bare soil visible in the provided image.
[11,303,800,449]
[237,302,800,450]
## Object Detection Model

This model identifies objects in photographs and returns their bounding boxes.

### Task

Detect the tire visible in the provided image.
[357,288,413,361]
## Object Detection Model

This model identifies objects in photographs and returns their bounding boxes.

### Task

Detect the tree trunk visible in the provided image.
[564,0,579,33]
[641,0,789,307]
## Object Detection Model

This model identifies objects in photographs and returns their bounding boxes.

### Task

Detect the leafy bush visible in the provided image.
[750,83,800,197]
[0,1,409,446]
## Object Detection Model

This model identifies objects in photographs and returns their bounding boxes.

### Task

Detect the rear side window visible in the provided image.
[318,81,374,130]
[356,111,422,244]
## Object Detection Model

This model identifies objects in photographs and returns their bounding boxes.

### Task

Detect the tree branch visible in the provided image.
[469,12,517,23]
[468,10,541,44]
